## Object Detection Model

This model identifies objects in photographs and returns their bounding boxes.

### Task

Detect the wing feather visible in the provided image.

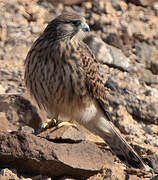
[78,41,112,120]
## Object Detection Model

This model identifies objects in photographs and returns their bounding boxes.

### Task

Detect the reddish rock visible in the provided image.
[0,168,20,180]
[49,0,92,5]
[0,168,51,180]
[0,112,17,132]
[127,0,155,7]
[39,126,86,143]
[151,58,158,75]
[0,131,114,178]
[0,94,42,131]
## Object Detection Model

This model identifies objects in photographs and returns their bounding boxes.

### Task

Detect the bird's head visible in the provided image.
[43,11,90,40]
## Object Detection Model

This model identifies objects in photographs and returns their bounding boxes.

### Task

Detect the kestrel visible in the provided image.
[24,11,150,171]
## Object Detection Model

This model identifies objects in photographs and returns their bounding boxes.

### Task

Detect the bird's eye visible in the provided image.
[72,20,81,26]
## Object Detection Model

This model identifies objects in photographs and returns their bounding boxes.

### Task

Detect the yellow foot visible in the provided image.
[56,121,78,130]
[40,118,58,130]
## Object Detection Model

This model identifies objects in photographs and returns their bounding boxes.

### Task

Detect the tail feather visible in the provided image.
[83,113,150,171]
[99,118,144,167]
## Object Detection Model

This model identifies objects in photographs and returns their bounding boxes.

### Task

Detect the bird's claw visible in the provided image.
[40,118,58,131]
[56,121,79,130]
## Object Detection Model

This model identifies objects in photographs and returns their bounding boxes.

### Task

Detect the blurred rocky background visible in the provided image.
[0,0,158,179]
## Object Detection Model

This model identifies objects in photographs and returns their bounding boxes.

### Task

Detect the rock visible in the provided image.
[0,168,21,180]
[0,112,17,132]
[39,126,86,143]
[104,32,124,50]
[127,0,155,7]
[134,42,158,70]
[107,43,131,71]
[116,105,144,136]
[30,23,41,34]
[20,125,35,134]
[88,164,126,180]
[84,35,131,71]
[145,135,158,147]
[153,2,158,15]
[152,175,158,180]
[48,0,92,6]
[0,168,51,180]
[0,131,114,178]
[111,0,123,11]
[134,42,151,66]
[91,0,105,14]
[151,58,158,75]
[147,154,158,172]
[0,94,42,131]
[138,68,158,85]
[0,84,5,94]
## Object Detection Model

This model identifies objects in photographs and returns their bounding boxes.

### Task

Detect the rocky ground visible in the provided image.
[0,0,158,179]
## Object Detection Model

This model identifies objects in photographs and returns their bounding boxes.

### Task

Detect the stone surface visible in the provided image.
[39,126,86,143]
[48,0,92,6]
[151,58,158,75]
[0,131,114,178]
[84,35,131,71]
[127,0,155,7]
[134,42,158,70]
[0,94,42,131]
[0,168,51,180]
[0,168,20,180]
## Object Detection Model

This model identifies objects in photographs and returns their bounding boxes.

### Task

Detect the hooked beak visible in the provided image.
[82,23,90,32]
